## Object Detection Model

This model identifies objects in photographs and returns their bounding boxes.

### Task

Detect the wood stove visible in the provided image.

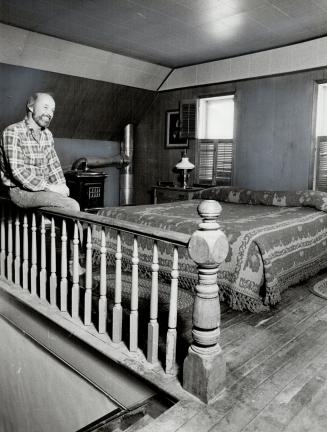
[64,170,107,211]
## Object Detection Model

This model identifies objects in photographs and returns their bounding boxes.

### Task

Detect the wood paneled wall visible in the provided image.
[134,68,327,204]
[0,63,156,141]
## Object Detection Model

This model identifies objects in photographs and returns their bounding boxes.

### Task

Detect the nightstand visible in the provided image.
[153,185,203,204]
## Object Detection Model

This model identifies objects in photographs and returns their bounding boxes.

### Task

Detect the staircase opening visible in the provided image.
[0,305,175,432]
[77,394,174,432]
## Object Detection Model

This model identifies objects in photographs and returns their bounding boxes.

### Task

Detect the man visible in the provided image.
[0,92,79,210]
[0,92,84,274]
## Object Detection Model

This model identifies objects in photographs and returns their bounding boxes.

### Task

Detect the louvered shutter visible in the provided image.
[195,139,233,186]
[316,136,327,190]
[215,139,233,185]
[180,99,198,139]
[195,140,215,185]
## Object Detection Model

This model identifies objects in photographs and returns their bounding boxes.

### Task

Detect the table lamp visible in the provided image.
[175,153,195,189]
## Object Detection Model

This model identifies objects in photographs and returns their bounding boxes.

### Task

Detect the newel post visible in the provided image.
[183,200,229,403]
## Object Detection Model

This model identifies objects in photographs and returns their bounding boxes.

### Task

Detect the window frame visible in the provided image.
[312,81,327,190]
[194,92,236,186]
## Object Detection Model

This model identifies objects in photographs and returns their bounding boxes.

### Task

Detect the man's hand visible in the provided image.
[45,183,70,197]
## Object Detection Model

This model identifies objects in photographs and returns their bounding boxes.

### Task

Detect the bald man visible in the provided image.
[0,92,79,210]
[0,92,84,275]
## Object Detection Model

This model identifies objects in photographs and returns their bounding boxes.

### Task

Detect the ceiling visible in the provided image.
[1,0,327,68]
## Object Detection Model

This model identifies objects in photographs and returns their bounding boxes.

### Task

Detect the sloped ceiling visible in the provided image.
[1,0,327,68]
[0,63,157,140]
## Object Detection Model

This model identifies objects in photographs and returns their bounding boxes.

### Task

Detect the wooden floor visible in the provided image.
[141,271,327,432]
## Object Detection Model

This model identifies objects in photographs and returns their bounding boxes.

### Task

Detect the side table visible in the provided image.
[152,185,203,204]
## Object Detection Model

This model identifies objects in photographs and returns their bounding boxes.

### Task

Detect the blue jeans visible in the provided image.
[9,187,83,251]
[9,187,80,211]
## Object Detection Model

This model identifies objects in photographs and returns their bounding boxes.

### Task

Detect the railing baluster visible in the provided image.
[0,207,6,277]
[60,219,68,311]
[84,224,92,325]
[98,227,107,333]
[30,212,37,295]
[71,221,80,318]
[39,215,47,300]
[147,240,159,364]
[50,217,57,306]
[22,213,29,290]
[166,246,179,375]
[14,212,21,286]
[129,235,139,352]
[7,206,13,282]
[112,230,122,343]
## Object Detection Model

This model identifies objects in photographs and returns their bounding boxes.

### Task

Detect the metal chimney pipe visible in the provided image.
[120,124,134,205]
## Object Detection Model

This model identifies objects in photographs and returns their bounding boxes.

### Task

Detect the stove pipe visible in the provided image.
[120,124,134,205]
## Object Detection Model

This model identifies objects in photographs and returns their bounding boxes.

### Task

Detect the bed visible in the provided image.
[92,187,327,312]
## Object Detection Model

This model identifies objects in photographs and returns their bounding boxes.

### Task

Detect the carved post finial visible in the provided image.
[183,199,229,403]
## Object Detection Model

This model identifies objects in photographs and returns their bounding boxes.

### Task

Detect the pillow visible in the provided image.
[194,186,255,204]
[194,187,327,212]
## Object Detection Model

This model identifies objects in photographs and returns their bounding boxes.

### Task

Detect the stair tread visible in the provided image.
[136,401,202,432]
[124,414,153,432]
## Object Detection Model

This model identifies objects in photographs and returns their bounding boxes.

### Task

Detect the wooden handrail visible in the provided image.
[0,197,190,246]
[42,207,191,247]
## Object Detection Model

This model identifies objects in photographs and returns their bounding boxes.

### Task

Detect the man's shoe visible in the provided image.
[68,261,86,278]
[43,216,52,227]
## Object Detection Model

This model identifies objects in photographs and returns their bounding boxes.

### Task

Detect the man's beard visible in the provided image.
[34,114,51,128]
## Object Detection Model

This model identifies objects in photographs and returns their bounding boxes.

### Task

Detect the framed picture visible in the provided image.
[165,110,188,149]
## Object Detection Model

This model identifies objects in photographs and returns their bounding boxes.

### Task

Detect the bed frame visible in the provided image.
[0,197,228,403]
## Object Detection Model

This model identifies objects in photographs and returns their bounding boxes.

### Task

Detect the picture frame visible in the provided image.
[165,110,188,149]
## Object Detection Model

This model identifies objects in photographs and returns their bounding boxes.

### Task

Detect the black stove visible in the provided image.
[64,170,107,211]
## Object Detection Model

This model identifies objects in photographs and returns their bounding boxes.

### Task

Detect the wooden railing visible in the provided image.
[0,197,228,403]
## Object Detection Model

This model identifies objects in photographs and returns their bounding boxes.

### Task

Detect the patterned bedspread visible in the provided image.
[92,188,327,312]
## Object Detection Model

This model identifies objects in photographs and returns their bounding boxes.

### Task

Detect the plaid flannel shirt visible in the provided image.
[0,118,65,191]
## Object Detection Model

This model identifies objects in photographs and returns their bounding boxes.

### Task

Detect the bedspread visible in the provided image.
[92,191,327,312]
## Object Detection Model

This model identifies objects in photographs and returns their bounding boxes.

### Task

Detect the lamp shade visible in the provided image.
[175,156,195,170]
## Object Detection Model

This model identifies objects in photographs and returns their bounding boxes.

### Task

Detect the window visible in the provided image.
[316,84,327,137]
[198,95,234,140]
[314,84,327,191]
[195,94,235,186]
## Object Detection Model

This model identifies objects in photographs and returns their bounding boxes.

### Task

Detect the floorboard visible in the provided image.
[203,276,327,432]
[208,325,327,431]
[284,380,327,432]
[224,298,327,379]
[240,354,327,431]
[220,285,312,350]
